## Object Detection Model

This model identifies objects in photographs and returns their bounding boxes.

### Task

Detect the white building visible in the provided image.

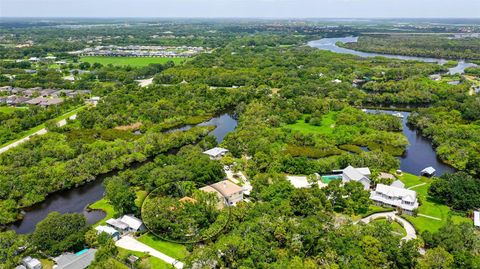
[95,225,120,241]
[203,147,228,160]
[341,166,371,190]
[474,211,480,228]
[200,180,244,207]
[21,257,41,269]
[420,167,436,177]
[106,215,145,233]
[370,183,419,214]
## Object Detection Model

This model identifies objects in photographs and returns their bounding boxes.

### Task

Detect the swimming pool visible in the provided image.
[75,249,89,256]
[321,175,342,183]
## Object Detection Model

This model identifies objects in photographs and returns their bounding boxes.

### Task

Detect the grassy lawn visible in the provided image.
[0,106,28,114]
[40,258,54,269]
[0,105,85,148]
[80,56,186,67]
[349,205,394,221]
[284,112,337,135]
[89,198,116,227]
[118,247,173,269]
[137,233,188,260]
[398,173,471,233]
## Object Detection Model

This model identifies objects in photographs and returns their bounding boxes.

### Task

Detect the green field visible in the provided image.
[0,106,27,114]
[80,56,186,67]
[118,247,172,269]
[398,173,471,233]
[284,112,337,135]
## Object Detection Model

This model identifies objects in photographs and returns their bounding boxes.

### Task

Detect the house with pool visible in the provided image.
[336,165,371,190]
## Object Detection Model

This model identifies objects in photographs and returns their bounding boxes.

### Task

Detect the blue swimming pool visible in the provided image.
[75,249,89,256]
[321,175,342,183]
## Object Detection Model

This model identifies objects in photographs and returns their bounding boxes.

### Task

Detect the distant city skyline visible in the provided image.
[2,0,480,18]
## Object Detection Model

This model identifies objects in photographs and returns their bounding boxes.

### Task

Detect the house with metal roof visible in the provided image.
[202,147,229,160]
[341,165,371,190]
[420,167,436,177]
[370,183,419,214]
[53,249,97,269]
[95,225,120,241]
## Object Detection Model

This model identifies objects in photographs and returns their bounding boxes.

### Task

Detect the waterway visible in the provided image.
[365,109,455,176]
[307,36,478,74]
[9,113,237,234]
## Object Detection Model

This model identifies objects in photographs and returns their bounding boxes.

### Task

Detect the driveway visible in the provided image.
[0,114,76,154]
[360,212,417,241]
[116,235,184,269]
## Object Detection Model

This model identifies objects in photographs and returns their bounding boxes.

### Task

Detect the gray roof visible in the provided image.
[54,249,97,269]
[421,167,436,175]
[390,180,405,189]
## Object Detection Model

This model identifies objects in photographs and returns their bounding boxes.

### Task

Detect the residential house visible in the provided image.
[39,98,64,107]
[200,180,244,207]
[203,147,229,160]
[370,183,419,214]
[40,89,57,97]
[21,257,42,269]
[7,96,30,106]
[86,96,100,106]
[341,165,371,190]
[286,174,327,189]
[0,86,13,92]
[106,215,145,233]
[95,225,120,241]
[53,249,97,269]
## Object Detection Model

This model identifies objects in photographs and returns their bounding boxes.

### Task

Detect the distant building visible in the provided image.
[370,183,419,214]
[53,249,97,269]
[95,225,120,241]
[429,74,442,81]
[21,257,41,269]
[28,57,40,62]
[203,147,229,160]
[86,96,100,106]
[200,180,243,207]
[332,79,342,83]
[341,165,371,190]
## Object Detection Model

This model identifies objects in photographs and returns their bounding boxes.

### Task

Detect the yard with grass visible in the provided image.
[137,233,188,261]
[284,112,337,135]
[0,106,28,114]
[88,198,116,227]
[398,173,471,233]
[80,56,186,67]
[117,247,172,269]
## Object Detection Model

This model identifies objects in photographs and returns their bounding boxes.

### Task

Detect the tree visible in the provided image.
[419,247,454,269]
[0,231,26,269]
[31,212,87,256]
[105,177,138,216]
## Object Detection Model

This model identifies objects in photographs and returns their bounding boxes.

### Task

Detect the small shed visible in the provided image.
[420,167,436,177]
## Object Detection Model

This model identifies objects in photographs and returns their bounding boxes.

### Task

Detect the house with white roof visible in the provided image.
[106,215,145,233]
[203,147,229,160]
[341,165,371,190]
[95,225,120,241]
[420,167,436,177]
[21,257,41,269]
[370,183,419,214]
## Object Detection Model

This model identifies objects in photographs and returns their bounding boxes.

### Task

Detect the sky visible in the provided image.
[1,0,480,18]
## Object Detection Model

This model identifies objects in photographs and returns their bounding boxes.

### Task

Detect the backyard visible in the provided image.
[398,173,471,233]
[80,56,186,67]
[284,112,337,135]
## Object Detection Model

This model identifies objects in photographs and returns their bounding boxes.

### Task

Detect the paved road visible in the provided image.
[0,114,77,154]
[116,235,184,269]
[360,212,417,241]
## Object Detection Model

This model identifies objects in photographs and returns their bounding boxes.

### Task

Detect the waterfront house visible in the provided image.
[53,249,97,269]
[341,165,371,190]
[420,167,436,177]
[370,183,419,214]
[200,180,244,207]
[95,225,120,241]
[203,147,229,160]
[106,215,145,233]
[21,257,41,269]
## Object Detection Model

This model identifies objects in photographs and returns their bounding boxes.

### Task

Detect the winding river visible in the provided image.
[307,36,478,74]
[9,113,237,234]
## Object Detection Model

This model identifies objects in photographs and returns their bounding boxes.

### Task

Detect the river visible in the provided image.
[307,36,478,74]
[9,113,237,234]
[307,36,457,175]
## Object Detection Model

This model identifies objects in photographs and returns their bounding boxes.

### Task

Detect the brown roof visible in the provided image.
[179,196,197,203]
[208,180,243,197]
